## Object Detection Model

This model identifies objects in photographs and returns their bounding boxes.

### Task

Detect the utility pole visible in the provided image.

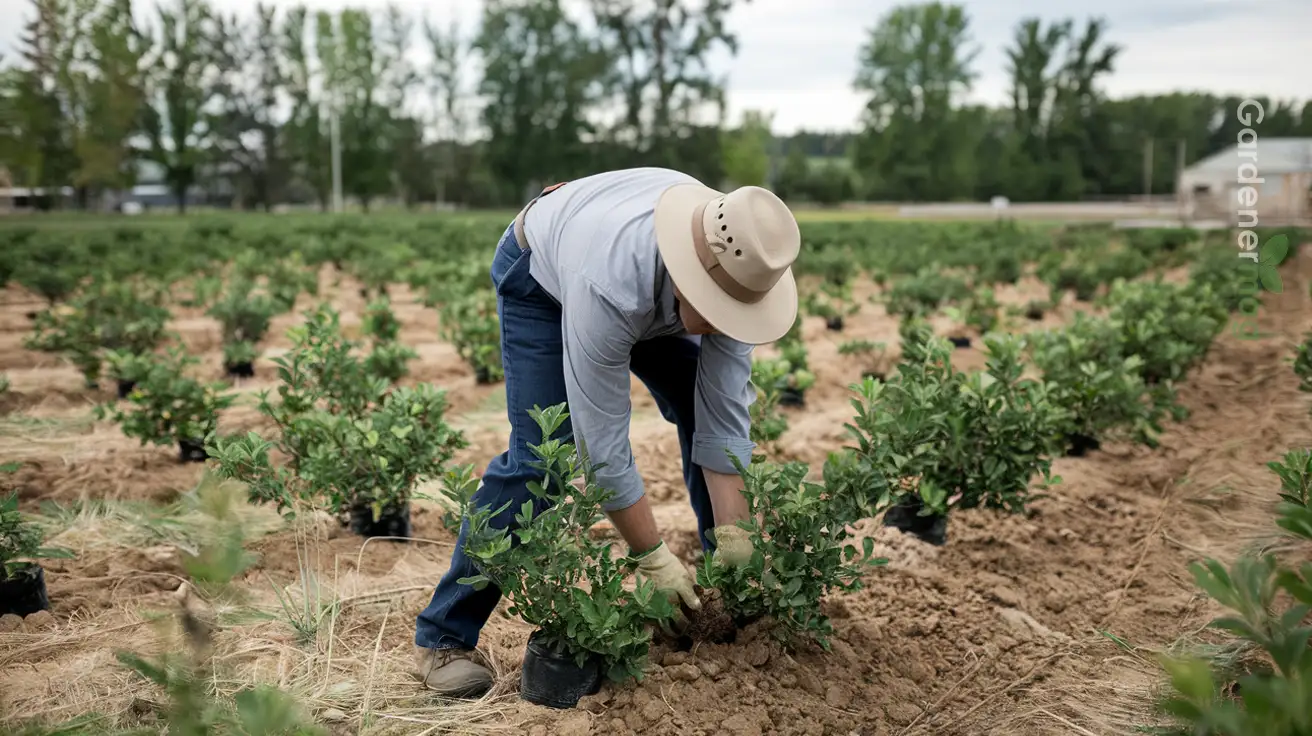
[330,106,343,214]
[1142,138,1153,200]
[1175,139,1186,224]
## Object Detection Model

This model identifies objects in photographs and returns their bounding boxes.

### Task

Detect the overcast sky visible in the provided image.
[1,0,1307,133]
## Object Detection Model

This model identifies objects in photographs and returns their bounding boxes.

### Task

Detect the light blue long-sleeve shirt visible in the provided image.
[523,168,757,511]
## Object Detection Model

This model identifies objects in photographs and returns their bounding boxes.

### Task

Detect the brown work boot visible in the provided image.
[413,645,493,698]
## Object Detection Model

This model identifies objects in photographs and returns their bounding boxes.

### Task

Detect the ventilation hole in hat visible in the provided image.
[721,225,727,232]
[727,237,735,244]
[717,213,723,219]
[734,248,742,256]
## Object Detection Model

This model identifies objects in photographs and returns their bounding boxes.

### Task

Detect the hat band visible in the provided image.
[691,201,770,305]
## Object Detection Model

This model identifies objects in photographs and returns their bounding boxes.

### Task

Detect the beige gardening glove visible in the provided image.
[710,525,754,567]
[634,542,701,613]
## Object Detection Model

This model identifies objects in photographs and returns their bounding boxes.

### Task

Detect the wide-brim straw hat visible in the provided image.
[653,183,800,345]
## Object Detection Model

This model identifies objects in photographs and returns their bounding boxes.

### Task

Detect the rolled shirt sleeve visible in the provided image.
[691,334,757,474]
[559,279,645,511]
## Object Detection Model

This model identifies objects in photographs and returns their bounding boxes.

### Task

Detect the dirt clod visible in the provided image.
[685,586,737,644]
[24,610,55,630]
[556,713,592,736]
[667,663,702,682]
[825,683,853,709]
[0,613,25,632]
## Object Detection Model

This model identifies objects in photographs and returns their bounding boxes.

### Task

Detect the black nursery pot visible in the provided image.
[520,630,603,709]
[0,565,51,617]
[779,387,806,408]
[1065,433,1102,457]
[861,371,887,382]
[1025,307,1045,321]
[883,497,948,546]
[116,379,136,399]
[948,336,972,349]
[348,503,413,539]
[474,365,494,385]
[178,438,209,463]
[224,361,255,378]
[826,316,844,332]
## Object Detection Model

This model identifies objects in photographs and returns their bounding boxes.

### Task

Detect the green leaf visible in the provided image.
[1259,234,1289,265]
[1259,264,1284,293]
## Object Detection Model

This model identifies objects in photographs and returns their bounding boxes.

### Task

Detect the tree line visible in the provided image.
[1,0,1309,213]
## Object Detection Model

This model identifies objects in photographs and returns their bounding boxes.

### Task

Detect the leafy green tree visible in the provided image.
[721,109,773,188]
[477,0,608,202]
[852,2,980,201]
[281,5,329,209]
[75,0,145,205]
[588,0,743,180]
[211,4,286,210]
[140,0,220,213]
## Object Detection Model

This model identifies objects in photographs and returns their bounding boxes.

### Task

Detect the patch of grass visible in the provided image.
[40,472,285,553]
[0,413,96,438]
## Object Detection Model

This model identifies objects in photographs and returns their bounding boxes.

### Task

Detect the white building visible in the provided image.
[1177,137,1312,225]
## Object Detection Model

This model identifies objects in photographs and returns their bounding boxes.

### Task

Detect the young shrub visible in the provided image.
[804,281,859,330]
[440,289,504,384]
[1293,332,1312,393]
[1029,313,1162,453]
[845,332,1064,522]
[207,278,279,375]
[211,307,464,535]
[696,456,886,648]
[93,280,172,357]
[449,404,675,682]
[12,237,85,306]
[264,252,320,312]
[1105,278,1228,388]
[1,491,74,616]
[232,250,319,313]
[24,280,171,388]
[361,297,418,382]
[774,317,815,405]
[749,358,791,447]
[351,243,416,298]
[941,334,1065,513]
[884,268,972,318]
[95,348,235,462]
[25,304,104,387]
[961,286,1000,334]
[104,349,156,399]
[837,339,889,380]
[1159,449,1312,735]
[260,306,389,424]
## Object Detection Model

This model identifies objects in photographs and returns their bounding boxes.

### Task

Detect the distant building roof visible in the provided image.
[1183,137,1312,176]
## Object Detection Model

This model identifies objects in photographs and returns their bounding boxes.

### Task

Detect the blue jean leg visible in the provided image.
[630,336,717,551]
[415,227,571,651]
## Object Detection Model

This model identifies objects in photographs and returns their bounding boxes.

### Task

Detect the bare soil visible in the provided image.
[2,259,1310,736]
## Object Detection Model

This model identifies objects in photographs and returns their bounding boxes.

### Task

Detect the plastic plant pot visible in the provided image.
[224,362,255,378]
[779,387,806,408]
[178,438,208,463]
[882,497,948,546]
[116,379,136,399]
[519,630,603,709]
[825,316,844,332]
[0,565,50,616]
[948,336,971,349]
[348,502,413,539]
[1065,433,1101,457]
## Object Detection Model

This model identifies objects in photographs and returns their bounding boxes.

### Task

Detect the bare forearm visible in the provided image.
[704,467,749,527]
[606,495,662,555]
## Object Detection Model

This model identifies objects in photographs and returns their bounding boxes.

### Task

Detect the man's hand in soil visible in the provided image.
[634,542,701,623]
[710,524,753,567]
